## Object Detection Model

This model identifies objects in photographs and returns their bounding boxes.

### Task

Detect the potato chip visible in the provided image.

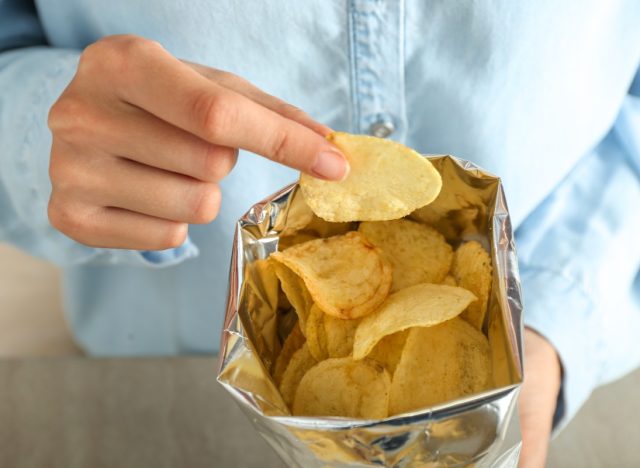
[279,217,355,250]
[410,173,485,240]
[271,232,392,319]
[272,324,306,386]
[352,283,476,360]
[389,317,491,415]
[358,219,453,292]
[271,260,313,333]
[278,232,319,251]
[411,188,478,226]
[305,304,328,361]
[451,241,492,330]
[324,314,360,359]
[277,288,292,311]
[299,132,442,222]
[279,344,318,407]
[304,216,355,238]
[307,305,362,360]
[280,189,354,239]
[441,274,457,286]
[279,187,316,236]
[367,330,409,375]
[292,357,390,419]
[306,304,360,360]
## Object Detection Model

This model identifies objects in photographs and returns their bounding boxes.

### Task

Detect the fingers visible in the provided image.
[109,40,348,180]
[47,35,348,251]
[98,106,238,183]
[51,148,221,224]
[185,62,333,137]
[48,196,188,250]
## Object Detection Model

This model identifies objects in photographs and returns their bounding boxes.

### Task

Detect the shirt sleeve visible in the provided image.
[0,0,198,268]
[516,71,640,430]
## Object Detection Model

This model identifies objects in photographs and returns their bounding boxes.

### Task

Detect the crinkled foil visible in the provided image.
[217,156,524,467]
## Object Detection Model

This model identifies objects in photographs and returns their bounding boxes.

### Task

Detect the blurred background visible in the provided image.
[1,242,639,467]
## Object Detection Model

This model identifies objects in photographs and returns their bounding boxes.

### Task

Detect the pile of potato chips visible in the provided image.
[267,133,494,419]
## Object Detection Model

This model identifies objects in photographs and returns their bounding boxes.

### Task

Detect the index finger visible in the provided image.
[115,41,349,181]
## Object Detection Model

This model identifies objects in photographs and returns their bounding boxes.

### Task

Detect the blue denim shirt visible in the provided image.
[1,0,639,427]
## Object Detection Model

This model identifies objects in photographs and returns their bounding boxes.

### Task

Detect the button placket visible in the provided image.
[348,0,406,141]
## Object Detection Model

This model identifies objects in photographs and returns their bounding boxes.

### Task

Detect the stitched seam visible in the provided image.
[348,0,361,133]
[398,0,407,140]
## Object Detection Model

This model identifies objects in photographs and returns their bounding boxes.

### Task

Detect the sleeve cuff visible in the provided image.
[139,236,200,266]
[87,235,200,268]
[520,266,601,432]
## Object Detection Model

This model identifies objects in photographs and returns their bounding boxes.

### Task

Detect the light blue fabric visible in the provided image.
[1,0,640,425]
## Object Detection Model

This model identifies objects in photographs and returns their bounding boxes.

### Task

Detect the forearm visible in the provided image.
[516,122,640,429]
[519,328,562,468]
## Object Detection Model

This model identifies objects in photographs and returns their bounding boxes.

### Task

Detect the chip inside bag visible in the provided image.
[218,133,524,467]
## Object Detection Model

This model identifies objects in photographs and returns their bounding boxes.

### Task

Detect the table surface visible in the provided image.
[0,357,283,468]
[3,236,640,468]
[1,357,639,468]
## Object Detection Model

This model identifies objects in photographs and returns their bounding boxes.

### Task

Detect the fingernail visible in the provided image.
[317,124,334,137]
[312,150,350,181]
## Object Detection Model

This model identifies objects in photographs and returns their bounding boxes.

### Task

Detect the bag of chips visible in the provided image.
[218,133,524,467]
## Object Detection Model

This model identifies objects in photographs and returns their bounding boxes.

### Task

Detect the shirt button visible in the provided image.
[369,120,395,138]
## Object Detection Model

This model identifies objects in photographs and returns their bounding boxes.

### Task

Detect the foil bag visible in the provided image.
[218,156,524,467]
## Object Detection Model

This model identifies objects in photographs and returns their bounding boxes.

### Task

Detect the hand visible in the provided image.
[47,35,348,250]
[518,327,562,468]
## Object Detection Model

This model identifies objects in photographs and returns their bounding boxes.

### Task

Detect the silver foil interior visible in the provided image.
[217,156,524,467]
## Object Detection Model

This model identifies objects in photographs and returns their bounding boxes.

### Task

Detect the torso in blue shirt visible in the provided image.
[3,0,640,354]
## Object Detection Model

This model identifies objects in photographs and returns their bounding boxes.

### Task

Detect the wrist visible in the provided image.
[518,327,563,468]
[524,326,562,393]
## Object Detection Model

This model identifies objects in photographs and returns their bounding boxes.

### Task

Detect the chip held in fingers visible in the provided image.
[300,132,442,222]
[352,283,477,360]
[271,232,392,319]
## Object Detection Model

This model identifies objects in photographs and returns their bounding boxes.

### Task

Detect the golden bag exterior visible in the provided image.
[217,156,524,467]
